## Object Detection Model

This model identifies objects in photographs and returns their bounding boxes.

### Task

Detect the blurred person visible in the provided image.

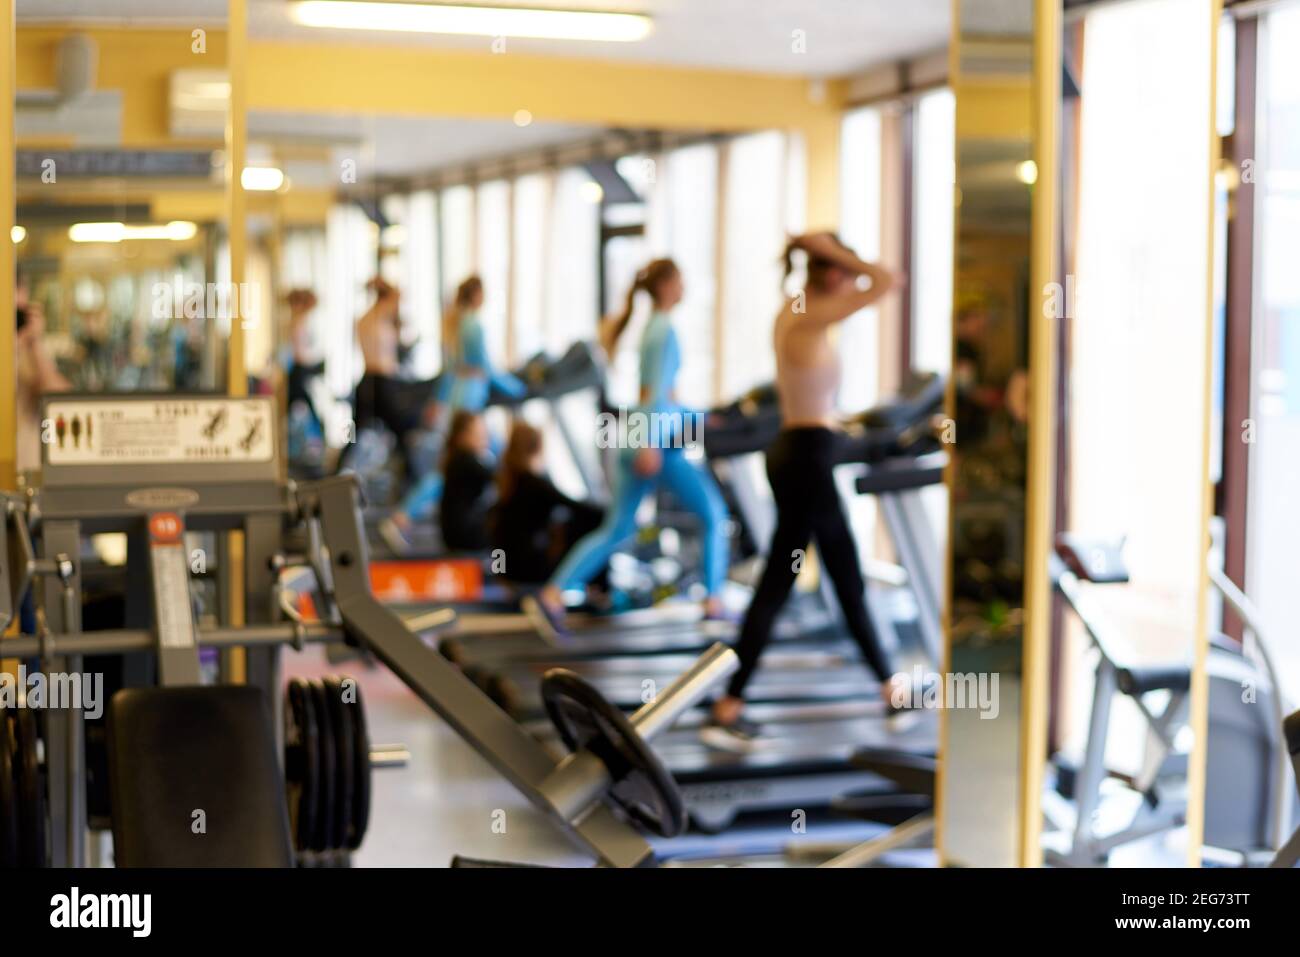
[15,280,71,473]
[522,259,730,638]
[380,277,526,554]
[489,420,606,587]
[701,233,913,752]
[437,410,497,552]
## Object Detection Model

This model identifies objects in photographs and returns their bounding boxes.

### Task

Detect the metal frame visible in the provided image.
[1042,568,1189,866]
[309,476,660,867]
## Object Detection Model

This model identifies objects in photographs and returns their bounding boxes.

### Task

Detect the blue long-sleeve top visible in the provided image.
[634,310,692,446]
[436,309,526,404]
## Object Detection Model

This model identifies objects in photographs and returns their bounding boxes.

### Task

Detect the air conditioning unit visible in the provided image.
[16,33,121,144]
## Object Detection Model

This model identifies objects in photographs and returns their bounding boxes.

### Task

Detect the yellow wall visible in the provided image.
[17,27,229,148]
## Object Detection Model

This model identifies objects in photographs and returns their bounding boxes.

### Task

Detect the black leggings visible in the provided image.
[728,427,894,697]
[343,373,437,478]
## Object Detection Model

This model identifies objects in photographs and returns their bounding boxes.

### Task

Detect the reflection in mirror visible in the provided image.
[13,1,230,459]
[940,0,1040,867]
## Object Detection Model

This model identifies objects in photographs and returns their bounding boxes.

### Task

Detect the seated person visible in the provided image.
[438,410,497,552]
[489,421,605,585]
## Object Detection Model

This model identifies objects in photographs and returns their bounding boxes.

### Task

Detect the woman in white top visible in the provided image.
[701,232,909,753]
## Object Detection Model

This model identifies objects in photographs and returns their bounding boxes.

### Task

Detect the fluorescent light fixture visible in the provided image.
[1015,160,1038,185]
[11,225,26,244]
[242,166,286,191]
[69,221,199,243]
[290,1,652,42]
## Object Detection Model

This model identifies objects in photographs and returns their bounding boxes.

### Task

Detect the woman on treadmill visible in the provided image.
[380,276,526,554]
[523,258,730,637]
[700,232,910,753]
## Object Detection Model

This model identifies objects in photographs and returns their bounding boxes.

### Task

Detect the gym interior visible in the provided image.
[0,0,1297,886]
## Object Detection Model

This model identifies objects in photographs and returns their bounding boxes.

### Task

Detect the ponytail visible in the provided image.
[601,258,679,354]
[443,275,483,360]
[602,275,644,354]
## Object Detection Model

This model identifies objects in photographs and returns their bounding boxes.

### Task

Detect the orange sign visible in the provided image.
[148,512,184,544]
[369,559,483,603]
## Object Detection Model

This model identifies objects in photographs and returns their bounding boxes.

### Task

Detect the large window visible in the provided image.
[913,88,956,376]
[399,190,441,377]
[512,174,548,362]
[645,143,719,408]
[439,185,475,306]
[839,106,884,413]
[1068,0,1214,759]
[324,203,377,400]
[720,131,793,399]
[544,168,600,354]
[475,180,511,363]
[1247,3,1300,700]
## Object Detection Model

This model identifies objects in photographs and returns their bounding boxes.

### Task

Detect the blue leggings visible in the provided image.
[551,447,729,597]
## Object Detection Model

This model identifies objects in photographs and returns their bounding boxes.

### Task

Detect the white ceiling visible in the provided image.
[250,111,596,179]
[19,0,950,77]
[19,1,952,178]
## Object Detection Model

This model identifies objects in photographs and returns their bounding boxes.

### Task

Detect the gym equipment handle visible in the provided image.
[627,642,738,741]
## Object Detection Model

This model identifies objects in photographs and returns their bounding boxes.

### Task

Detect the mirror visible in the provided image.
[939,0,1045,867]
[13,1,232,434]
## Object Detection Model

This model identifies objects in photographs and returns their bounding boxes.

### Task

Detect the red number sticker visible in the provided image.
[148,512,183,544]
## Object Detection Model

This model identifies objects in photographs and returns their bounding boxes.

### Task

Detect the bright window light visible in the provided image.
[290,2,652,42]
[242,166,286,191]
[69,221,198,243]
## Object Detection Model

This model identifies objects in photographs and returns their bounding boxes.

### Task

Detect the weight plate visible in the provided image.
[0,706,18,868]
[485,673,521,720]
[12,706,46,867]
[321,677,354,854]
[284,678,320,853]
[540,669,685,838]
[340,676,370,851]
[308,680,336,853]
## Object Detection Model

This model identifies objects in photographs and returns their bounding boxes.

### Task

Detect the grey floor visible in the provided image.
[287,646,592,868]
[285,646,1187,869]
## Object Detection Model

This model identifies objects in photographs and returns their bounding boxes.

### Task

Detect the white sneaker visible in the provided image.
[699,716,771,754]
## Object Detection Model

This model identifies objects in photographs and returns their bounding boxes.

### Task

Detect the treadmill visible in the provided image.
[437,374,947,665]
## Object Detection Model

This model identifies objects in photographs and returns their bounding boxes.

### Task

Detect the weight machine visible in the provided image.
[0,393,736,868]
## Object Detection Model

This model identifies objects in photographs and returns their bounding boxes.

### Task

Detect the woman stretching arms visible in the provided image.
[701,233,910,753]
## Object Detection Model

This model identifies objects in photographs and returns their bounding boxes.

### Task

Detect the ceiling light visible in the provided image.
[513,109,533,127]
[290,2,652,42]
[242,166,286,191]
[11,225,26,244]
[1016,160,1038,186]
[579,180,604,204]
[69,221,198,243]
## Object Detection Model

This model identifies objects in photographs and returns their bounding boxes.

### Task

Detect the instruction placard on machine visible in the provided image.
[43,398,274,466]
